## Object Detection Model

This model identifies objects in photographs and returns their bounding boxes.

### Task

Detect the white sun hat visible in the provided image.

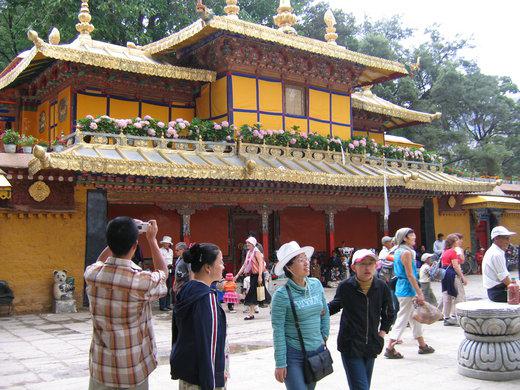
[160,235,173,245]
[274,241,314,276]
[491,226,516,241]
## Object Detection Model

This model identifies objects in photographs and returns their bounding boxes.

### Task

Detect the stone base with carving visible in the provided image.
[53,299,77,314]
[456,300,520,381]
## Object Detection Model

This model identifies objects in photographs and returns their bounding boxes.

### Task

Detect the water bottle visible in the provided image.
[507,278,520,305]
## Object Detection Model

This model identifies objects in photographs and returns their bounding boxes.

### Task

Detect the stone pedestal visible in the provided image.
[456,300,520,381]
[53,299,77,314]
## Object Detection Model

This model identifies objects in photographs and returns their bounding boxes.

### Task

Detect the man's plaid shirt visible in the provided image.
[84,257,167,387]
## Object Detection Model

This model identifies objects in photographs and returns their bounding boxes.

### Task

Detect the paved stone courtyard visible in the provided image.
[1,274,519,389]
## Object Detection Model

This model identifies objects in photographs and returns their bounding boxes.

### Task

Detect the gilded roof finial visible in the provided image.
[76,0,95,42]
[273,0,297,35]
[324,9,338,45]
[27,30,44,48]
[224,0,240,19]
[48,28,61,45]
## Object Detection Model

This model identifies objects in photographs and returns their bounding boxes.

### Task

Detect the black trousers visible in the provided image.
[487,283,507,302]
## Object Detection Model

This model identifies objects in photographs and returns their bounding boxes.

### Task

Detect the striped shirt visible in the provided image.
[84,257,167,387]
[271,277,330,368]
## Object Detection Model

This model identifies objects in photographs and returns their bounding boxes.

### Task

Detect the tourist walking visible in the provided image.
[170,243,227,390]
[433,233,445,257]
[329,249,394,390]
[159,235,174,311]
[378,236,394,283]
[441,233,467,326]
[84,217,168,390]
[482,226,517,302]
[385,228,435,359]
[235,236,270,320]
[271,241,330,390]
[419,253,437,306]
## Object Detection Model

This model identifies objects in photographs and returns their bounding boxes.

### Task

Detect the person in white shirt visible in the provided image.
[482,226,517,302]
[159,235,174,311]
[433,233,445,257]
[419,253,437,306]
[378,236,394,283]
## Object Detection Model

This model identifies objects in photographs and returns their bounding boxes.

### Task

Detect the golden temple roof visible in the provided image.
[28,133,494,194]
[351,87,442,129]
[0,33,216,91]
[141,16,408,85]
[462,195,520,210]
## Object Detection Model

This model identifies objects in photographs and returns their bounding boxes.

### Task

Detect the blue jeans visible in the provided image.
[341,355,375,390]
[285,344,325,390]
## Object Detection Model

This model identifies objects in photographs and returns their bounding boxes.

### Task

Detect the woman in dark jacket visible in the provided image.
[328,249,394,390]
[170,243,227,390]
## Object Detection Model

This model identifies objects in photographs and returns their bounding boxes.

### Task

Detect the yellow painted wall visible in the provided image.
[56,87,71,136]
[309,89,329,121]
[196,84,211,119]
[285,117,308,133]
[232,75,256,110]
[233,111,257,127]
[502,213,520,245]
[259,80,282,112]
[332,124,351,140]
[433,198,471,246]
[309,120,330,137]
[20,110,38,139]
[76,93,106,120]
[110,98,138,119]
[171,107,195,122]
[332,95,350,124]
[211,77,227,118]
[0,186,87,313]
[142,102,168,123]
[259,113,283,130]
[36,100,50,143]
[370,132,385,144]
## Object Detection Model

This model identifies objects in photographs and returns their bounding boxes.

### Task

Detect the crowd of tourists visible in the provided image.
[83,216,516,390]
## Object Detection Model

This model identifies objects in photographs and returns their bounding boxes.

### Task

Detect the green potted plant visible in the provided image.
[18,135,37,153]
[1,129,20,153]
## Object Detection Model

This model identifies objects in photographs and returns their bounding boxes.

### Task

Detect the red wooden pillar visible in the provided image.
[261,208,271,261]
[326,210,336,257]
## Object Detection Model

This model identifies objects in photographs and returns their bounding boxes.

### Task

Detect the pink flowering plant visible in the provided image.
[75,115,442,163]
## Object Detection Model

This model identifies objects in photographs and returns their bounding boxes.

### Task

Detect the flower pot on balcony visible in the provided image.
[52,145,64,152]
[22,146,33,154]
[3,144,16,153]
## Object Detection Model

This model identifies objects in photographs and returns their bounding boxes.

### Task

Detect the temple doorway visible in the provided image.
[229,209,262,273]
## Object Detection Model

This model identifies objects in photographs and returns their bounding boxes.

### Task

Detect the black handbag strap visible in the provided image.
[285,284,308,357]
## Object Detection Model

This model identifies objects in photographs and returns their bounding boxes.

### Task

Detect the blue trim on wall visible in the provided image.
[306,87,310,134]
[72,92,77,127]
[349,94,354,138]
[0,116,15,122]
[209,82,213,119]
[255,77,260,122]
[168,103,172,123]
[209,113,228,121]
[106,96,110,116]
[281,79,286,129]
[138,101,142,117]
[329,92,333,136]
[227,73,234,125]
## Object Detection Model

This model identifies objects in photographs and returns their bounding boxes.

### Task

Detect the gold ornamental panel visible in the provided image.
[29,181,51,202]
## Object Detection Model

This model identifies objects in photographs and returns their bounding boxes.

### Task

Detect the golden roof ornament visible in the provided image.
[324,9,338,45]
[27,30,44,48]
[48,28,61,45]
[224,0,240,19]
[273,0,297,35]
[76,0,95,43]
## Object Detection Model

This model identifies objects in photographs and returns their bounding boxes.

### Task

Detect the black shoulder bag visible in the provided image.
[285,285,333,384]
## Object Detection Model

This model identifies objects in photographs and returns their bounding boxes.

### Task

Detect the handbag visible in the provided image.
[285,285,333,384]
[256,281,266,302]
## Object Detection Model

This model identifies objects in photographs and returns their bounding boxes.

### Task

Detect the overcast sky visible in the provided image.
[327,0,519,87]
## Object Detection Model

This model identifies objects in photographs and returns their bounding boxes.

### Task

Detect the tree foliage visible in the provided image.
[0,0,518,177]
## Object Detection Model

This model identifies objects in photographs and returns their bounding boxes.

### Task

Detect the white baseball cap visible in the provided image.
[352,249,378,264]
[491,226,516,241]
